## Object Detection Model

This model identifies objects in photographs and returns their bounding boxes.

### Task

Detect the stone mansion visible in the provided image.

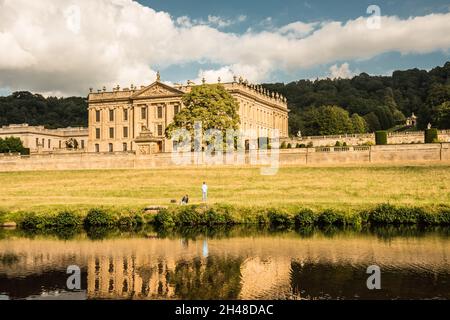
[87,74,289,153]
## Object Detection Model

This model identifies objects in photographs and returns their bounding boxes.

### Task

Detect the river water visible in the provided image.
[0,226,449,300]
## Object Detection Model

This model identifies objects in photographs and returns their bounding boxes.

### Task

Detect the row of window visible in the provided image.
[95,105,180,122]
[94,143,128,153]
[95,125,164,140]
[35,138,85,149]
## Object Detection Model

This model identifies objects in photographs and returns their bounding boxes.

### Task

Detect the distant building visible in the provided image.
[87,74,289,153]
[405,113,417,127]
[0,124,88,153]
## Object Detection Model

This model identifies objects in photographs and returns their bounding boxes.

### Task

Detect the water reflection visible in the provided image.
[0,226,449,300]
[290,261,450,300]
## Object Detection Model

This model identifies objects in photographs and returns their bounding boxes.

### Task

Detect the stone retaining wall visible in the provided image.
[284,130,450,147]
[0,143,449,171]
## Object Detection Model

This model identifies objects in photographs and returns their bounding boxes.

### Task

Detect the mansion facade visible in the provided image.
[87,75,289,153]
[0,123,88,153]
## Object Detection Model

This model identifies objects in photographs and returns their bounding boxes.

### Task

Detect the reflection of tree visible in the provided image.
[0,253,20,267]
[290,261,450,299]
[168,256,243,299]
[136,265,157,297]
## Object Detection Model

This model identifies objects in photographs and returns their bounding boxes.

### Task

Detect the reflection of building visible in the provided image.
[87,255,176,299]
[0,123,88,153]
[3,234,450,300]
[405,113,417,127]
[87,74,289,153]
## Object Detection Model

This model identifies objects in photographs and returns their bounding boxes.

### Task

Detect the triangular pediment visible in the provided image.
[131,81,184,99]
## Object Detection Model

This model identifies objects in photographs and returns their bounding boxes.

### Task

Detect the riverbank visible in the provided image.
[1,203,450,233]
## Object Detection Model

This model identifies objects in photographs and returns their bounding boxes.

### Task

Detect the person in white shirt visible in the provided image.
[202,182,208,202]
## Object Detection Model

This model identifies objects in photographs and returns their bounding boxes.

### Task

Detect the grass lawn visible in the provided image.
[0,164,449,214]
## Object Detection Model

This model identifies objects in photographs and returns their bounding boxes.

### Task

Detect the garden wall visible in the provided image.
[0,143,449,171]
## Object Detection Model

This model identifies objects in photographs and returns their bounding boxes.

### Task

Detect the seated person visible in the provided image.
[180,194,189,205]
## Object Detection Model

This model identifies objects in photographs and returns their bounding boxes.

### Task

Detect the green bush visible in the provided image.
[20,213,48,230]
[154,209,176,228]
[118,214,144,227]
[118,216,134,227]
[437,207,450,225]
[255,212,270,225]
[419,211,441,225]
[424,128,438,144]
[287,143,292,149]
[176,205,204,225]
[84,208,116,227]
[205,205,235,225]
[335,141,342,147]
[394,207,425,224]
[54,211,82,227]
[307,142,314,148]
[366,203,397,224]
[366,204,426,225]
[375,131,388,145]
[280,141,287,149]
[294,209,317,226]
[344,213,362,226]
[318,209,346,225]
[267,209,293,226]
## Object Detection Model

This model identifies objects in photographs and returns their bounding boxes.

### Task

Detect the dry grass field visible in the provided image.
[0,163,449,214]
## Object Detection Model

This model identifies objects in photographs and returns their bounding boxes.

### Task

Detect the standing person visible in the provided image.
[202,182,208,202]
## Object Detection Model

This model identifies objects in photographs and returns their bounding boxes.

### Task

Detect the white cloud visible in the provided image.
[192,63,271,85]
[0,0,450,96]
[277,21,318,39]
[176,14,246,29]
[328,63,356,79]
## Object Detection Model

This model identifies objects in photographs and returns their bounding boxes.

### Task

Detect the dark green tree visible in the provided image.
[0,137,28,154]
[432,102,450,129]
[166,84,240,141]
[363,112,382,132]
[351,113,368,133]
[300,105,354,135]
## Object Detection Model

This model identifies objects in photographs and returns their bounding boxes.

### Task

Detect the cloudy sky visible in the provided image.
[0,0,450,96]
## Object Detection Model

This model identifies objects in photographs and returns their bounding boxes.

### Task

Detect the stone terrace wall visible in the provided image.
[0,143,449,172]
[283,130,450,147]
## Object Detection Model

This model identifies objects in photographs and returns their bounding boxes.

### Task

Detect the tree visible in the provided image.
[300,105,354,135]
[262,61,450,134]
[166,84,240,142]
[363,112,382,132]
[426,83,450,107]
[0,91,87,128]
[374,106,395,130]
[351,113,368,133]
[432,101,450,129]
[0,137,28,154]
